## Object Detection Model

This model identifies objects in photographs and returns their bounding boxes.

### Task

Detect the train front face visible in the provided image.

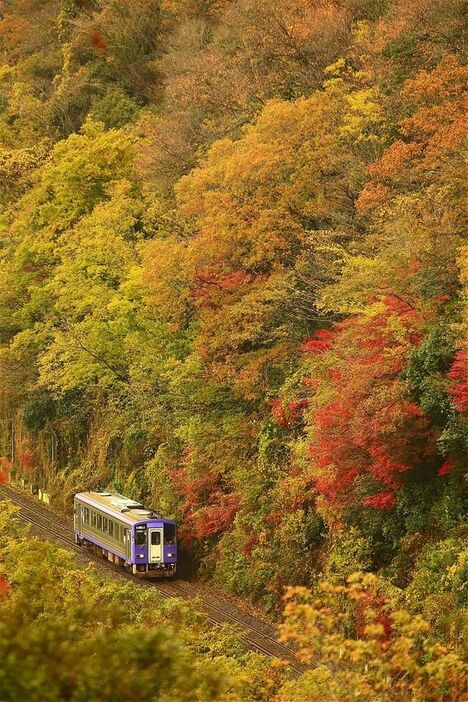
[132,519,177,577]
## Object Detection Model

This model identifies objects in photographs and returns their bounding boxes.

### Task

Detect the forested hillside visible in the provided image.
[0,0,466,647]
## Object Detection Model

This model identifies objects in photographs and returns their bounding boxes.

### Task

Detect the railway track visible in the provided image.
[0,484,306,675]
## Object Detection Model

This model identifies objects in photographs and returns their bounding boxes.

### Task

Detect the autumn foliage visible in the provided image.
[448,349,468,413]
[277,573,467,702]
[169,464,240,542]
[0,0,466,673]
[303,298,438,510]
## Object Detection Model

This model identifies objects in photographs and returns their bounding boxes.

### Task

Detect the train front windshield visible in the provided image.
[135,526,147,545]
[164,524,176,545]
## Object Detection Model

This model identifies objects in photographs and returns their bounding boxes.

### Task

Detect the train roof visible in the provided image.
[74,491,176,526]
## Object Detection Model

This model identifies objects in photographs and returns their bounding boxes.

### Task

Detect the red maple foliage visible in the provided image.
[169,464,239,543]
[304,299,435,510]
[438,459,455,477]
[0,457,11,485]
[363,491,397,510]
[356,591,393,640]
[270,399,308,428]
[301,329,335,354]
[90,30,108,51]
[18,451,35,470]
[187,493,240,541]
[243,532,260,561]
[0,575,9,598]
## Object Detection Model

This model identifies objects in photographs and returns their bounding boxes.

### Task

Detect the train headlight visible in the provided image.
[167,553,173,558]
[137,554,144,559]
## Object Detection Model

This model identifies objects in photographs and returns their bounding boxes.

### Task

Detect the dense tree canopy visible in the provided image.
[0,0,466,672]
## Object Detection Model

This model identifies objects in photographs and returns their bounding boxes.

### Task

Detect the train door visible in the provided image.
[123,528,131,560]
[74,501,82,532]
[148,528,163,563]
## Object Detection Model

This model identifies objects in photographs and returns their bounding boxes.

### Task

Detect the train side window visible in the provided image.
[103,517,108,532]
[135,528,146,545]
[109,520,114,537]
[164,524,176,545]
[84,508,90,524]
[97,514,102,530]
[92,511,96,528]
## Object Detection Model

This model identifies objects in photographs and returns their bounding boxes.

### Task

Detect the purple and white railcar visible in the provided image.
[74,491,177,577]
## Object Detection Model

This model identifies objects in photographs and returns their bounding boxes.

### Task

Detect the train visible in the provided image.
[73,491,177,577]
